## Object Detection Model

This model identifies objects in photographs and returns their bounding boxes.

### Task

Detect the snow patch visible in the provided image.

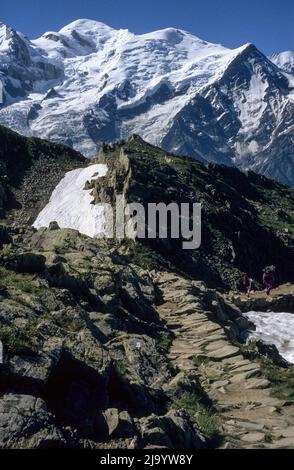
[237,73,268,135]
[244,310,294,364]
[33,164,108,237]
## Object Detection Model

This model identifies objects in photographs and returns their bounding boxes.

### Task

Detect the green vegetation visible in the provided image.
[157,332,173,354]
[0,322,39,355]
[257,199,294,246]
[260,358,294,401]
[235,341,294,401]
[115,360,129,378]
[53,316,84,333]
[192,355,211,367]
[120,239,176,272]
[0,266,39,293]
[173,392,221,445]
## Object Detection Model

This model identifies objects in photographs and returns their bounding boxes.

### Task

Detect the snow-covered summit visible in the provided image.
[33,19,118,59]
[59,18,115,34]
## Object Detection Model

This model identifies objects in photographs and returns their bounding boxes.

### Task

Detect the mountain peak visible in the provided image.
[58,18,114,34]
[138,26,215,49]
[0,22,17,46]
[33,19,116,59]
[234,42,259,57]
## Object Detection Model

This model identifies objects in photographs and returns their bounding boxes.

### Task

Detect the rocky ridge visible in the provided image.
[92,135,294,288]
[0,124,85,225]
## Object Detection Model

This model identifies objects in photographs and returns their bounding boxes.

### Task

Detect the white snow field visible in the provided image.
[33,164,108,237]
[244,311,294,364]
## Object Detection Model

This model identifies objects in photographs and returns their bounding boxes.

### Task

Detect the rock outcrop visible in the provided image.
[0,227,206,449]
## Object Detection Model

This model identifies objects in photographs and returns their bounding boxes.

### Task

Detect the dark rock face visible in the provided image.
[0,394,66,449]
[0,225,11,244]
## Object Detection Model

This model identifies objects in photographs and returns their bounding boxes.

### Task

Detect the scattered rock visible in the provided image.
[49,221,60,231]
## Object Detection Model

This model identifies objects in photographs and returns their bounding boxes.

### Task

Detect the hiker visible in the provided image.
[269,265,278,287]
[263,268,274,296]
[241,275,253,297]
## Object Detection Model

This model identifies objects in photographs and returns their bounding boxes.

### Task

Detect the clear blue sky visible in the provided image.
[1,0,293,54]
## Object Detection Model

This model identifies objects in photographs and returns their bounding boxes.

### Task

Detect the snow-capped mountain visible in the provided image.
[0,19,293,186]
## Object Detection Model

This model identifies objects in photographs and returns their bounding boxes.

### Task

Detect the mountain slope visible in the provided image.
[0,20,294,185]
[0,124,85,224]
[271,51,294,75]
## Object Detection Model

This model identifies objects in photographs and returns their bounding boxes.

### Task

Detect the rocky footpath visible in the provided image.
[153,272,294,449]
[1,223,294,449]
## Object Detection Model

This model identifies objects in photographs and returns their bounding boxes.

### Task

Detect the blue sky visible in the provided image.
[1,0,293,54]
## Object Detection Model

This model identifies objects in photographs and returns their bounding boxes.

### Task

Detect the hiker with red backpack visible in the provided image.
[262,266,276,296]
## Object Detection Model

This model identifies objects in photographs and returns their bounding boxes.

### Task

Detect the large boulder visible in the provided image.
[139,410,205,449]
[13,252,46,274]
[0,394,65,449]
[103,408,136,438]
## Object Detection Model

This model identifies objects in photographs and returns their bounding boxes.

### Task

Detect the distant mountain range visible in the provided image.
[0,19,293,186]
